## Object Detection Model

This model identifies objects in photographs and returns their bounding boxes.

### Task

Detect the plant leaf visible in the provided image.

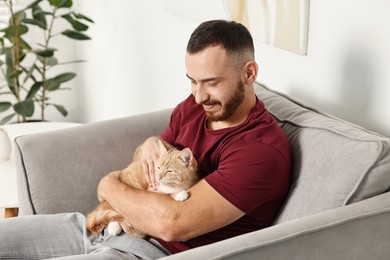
[52,72,76,83]
[61,30,91,40]
[0,102,12,112]
[45,81,60,91]
[4,48,13,69]
[32,5,47,29]
[19,52,27,63]
[33,10,53,16]
[13,10,26,22]
[45,72,76,91]
[49,0,72,8]
[22,64,36,83]
[62,14,89,31]
[22,18,46,30]
[4,48,18,93]
[33,49,55,57]
[73,13,94,23]
[46,57,58,66]
[26,82,42,99]
[24,0,43,10]
[52,104,68,116]
[19,37,32,50]
[0,113,16,125]
[2,24,29,39]
[14,100,34,117]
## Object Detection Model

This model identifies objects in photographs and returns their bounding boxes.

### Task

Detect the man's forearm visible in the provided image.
[98,174,244,242]
[97,174,182,240]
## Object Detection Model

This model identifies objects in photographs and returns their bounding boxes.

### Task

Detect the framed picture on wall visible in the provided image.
[165,0,310,55]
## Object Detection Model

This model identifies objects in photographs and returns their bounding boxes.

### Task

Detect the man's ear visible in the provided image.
[243,61,258,85]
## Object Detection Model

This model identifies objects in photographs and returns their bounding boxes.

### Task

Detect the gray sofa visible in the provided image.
[14,82,390,259]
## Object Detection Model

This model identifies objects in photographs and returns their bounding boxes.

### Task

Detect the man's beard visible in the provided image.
[204,80,245,122]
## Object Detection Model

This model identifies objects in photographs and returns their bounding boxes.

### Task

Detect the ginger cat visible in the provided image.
[86,136,199,237]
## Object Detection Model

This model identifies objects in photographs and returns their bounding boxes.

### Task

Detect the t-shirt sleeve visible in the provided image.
[160,113,175,144]
[160,104,182,144]
[205,140,290,214]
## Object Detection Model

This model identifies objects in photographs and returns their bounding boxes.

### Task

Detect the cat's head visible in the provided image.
[155,140,199,194]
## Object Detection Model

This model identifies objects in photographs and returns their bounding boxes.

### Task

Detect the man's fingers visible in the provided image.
[140,136,162,191]
[142,159,159,191]
[149,161,157,190]
[142,160,152,186]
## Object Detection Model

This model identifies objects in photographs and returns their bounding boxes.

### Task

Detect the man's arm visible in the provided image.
[98,175,244,241]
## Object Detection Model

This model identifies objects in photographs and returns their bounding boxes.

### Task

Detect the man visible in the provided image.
[98,19,291,254]
[0,20,290,259]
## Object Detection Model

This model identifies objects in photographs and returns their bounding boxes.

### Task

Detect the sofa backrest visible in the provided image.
[254,82,390,224]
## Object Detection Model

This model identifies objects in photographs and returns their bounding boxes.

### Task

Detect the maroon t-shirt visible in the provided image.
[157,95,291,253]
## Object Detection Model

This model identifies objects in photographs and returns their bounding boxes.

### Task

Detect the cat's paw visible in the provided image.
[107,221,122,236]
[171,190,189,201]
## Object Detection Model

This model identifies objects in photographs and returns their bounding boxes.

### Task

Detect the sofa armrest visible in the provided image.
[14,109,172,216]
[162,192,390,260]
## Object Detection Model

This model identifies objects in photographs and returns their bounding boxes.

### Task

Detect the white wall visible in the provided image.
[65,0,390,137]
[71,0,200,123]
[259,0,390,136]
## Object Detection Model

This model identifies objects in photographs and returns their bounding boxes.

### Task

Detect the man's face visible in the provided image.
[185,46,245,122]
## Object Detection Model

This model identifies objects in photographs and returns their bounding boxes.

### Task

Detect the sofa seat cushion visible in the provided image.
[254,82,390,224]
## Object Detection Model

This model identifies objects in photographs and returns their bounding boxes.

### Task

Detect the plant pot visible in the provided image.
[0,128,12,161]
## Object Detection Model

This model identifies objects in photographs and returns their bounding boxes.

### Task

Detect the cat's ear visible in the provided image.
[158,139,168,154]
[180,148,193,166]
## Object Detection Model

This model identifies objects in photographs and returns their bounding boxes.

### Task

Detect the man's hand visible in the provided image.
[140,136,162,191]
[97,170,121,202]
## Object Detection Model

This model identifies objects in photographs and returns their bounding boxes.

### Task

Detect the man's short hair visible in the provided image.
[186,20,255,66]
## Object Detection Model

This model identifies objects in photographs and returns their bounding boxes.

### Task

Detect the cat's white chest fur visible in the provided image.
[171,190,189,201]
[157,184,189,201]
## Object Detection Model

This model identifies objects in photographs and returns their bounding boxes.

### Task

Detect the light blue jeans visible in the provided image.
[0,213,169,259]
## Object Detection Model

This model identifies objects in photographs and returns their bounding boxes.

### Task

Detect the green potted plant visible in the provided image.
[0,0,93,124]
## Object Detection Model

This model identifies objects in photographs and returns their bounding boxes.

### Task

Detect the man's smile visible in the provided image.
[203,104,216,111]
[201,100,221,111]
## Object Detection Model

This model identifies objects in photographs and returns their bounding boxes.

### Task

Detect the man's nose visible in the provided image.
[193,85,209,104]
